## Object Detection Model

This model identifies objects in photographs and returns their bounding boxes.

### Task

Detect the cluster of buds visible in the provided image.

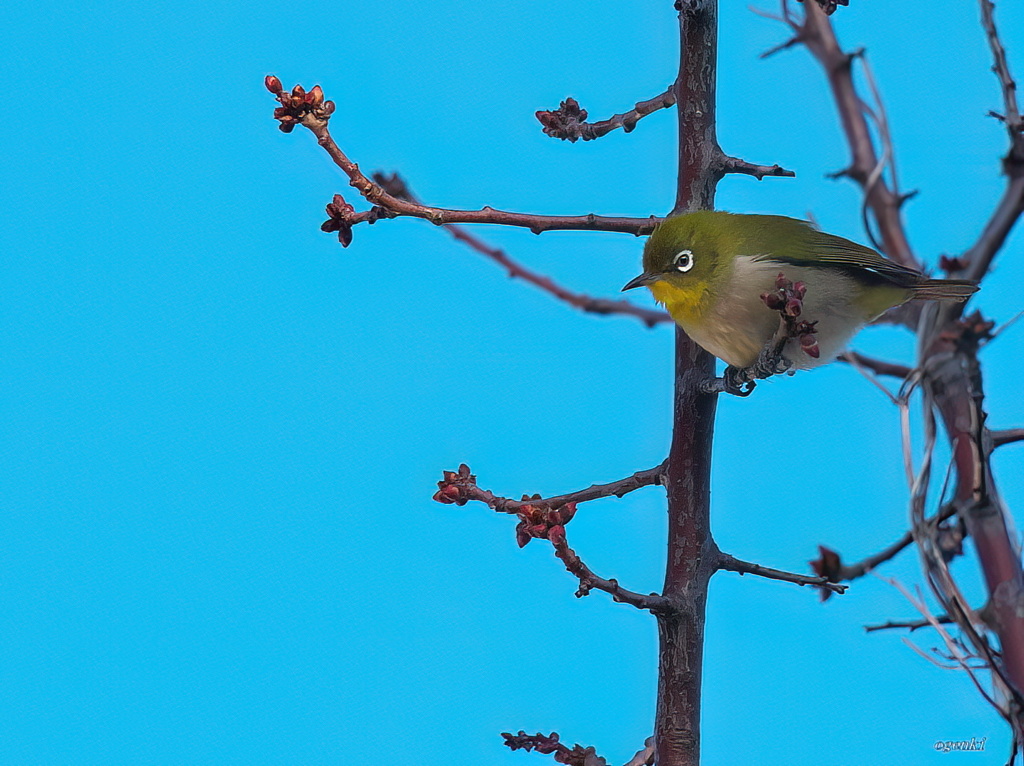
[761,273,820,359]
[432,463,478,506]
[513,501,577,549]
[320,194,395,248]
[264,76,336,133]
[321,194,356,247]
[535,97,591,142]
[502,732,606,766]
[809,545,843,602]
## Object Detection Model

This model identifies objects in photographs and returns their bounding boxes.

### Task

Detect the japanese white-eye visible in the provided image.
[623,211,978,370]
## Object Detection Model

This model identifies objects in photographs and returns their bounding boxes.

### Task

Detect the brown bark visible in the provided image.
[655,2,720,765]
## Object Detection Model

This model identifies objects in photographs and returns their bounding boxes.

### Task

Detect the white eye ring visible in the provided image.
[673,249,695,272]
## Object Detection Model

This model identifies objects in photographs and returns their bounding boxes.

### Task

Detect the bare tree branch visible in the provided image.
[865,615,954,633]
[433,464,669,612]
[716,154,796,180]
[959,0,1024,283]
[838,350,912,379]
[265,78,662,240]
[811,504,959,590]
[536,88,677,142]
[718,552,848,595]
[796,2,919,269]
[991,428,1024,448]
[369,172,672,327]
[551,527,671,612]
[431,463,665,514]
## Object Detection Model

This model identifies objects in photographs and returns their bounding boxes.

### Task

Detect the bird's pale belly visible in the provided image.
[668,260,874,370]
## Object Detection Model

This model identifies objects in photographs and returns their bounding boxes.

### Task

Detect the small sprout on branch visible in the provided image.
[320,193,396,247]
[809,545,844,601]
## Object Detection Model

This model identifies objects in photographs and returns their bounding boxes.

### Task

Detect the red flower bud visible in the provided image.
[306,84,324,105]
[264,75,283,93]
[515,522,532,548]
[761,291,784,311]
[784,298,803,317]
[559,502,577,524]
[775,272,790,290]
[547,525,566,546]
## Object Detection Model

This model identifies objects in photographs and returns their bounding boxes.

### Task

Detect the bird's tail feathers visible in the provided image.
[910,279,979,302]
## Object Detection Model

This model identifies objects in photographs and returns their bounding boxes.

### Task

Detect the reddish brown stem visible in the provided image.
[432,463,665,514]
[536,88,677,142]
[288,105,661,236]
[654,3,721,765]
[718,553,847,594]
[374,172,672,327]
[716,153,796,180]
[798,2,919,269]
[837,350,912,379]
[551,531,671,612]
[991,428,1024,448]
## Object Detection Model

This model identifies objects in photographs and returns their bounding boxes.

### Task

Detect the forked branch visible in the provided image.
[265,77,662,241]
[433,464,669,612]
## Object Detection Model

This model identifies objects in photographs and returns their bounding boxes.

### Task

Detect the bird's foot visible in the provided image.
[700,366,756,397]
[750,336,793,379]
[700,339,793,398]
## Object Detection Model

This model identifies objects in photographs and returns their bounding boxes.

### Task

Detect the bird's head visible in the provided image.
[622,211,735,311]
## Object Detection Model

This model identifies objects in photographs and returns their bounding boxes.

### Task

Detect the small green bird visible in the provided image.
[622,211,977,372]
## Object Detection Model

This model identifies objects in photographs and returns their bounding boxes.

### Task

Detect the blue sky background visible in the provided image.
[3,1,1024,764]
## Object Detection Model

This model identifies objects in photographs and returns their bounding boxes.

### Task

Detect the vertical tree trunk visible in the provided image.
[655,2,720,765]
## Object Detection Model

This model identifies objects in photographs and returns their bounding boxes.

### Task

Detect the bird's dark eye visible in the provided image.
[673,250,695,273]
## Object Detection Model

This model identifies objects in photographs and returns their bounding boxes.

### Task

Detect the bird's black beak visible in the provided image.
[621,272,659,292]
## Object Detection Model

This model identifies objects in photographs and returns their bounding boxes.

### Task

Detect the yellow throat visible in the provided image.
[648,279,711,326]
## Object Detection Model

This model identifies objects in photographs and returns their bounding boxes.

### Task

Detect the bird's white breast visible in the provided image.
[685,256,870,370]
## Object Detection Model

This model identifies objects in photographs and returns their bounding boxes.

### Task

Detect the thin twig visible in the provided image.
[796,1,919,269]
[551,528,671,612]
[882,576,1003,712]
[865,615,954,633]
[991,428,1024,448]
[717,552,848,595]
[536,88,677,142]
[623,738,655,766]
[838,350,912,379]
[432,463,666,514]
[371,172,671,327]
[960,0,1024,283]
[716,154,796,180]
